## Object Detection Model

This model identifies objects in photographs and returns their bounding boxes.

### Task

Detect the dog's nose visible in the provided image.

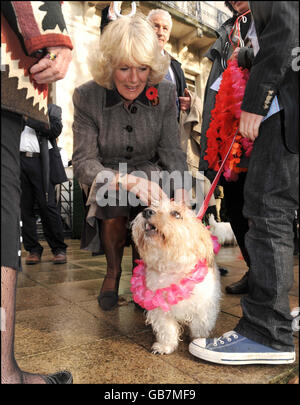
[143,208,155,219]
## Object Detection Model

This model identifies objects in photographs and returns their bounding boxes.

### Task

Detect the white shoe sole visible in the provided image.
[189,343,296,365]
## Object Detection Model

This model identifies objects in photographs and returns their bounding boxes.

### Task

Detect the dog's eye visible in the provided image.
[170,210,182,219]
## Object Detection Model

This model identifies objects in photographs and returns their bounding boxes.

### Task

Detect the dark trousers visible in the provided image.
[221,172,250,268]
[20,155,67,255]
[235,112,299,351]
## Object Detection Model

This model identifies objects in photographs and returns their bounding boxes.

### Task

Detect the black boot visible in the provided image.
[225,271,249,294]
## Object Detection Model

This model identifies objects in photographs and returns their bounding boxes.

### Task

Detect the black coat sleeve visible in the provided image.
[170,59,187,97]
[242,1,299,116]
[100,6,110,33]
[238,47,254,70]
[47,104,63,140]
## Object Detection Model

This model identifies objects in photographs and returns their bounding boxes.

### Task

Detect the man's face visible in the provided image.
[149,14,172,51]
[229,1,249,14]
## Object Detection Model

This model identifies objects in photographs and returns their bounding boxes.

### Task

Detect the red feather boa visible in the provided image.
[204,60,253,181]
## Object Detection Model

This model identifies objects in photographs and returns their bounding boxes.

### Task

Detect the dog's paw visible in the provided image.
[151,342,177,355]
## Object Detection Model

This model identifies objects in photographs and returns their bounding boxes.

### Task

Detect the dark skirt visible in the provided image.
[80,162,164,253]
[1,110,23,271]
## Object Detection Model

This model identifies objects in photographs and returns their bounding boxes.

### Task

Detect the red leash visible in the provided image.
[196,129,239,220]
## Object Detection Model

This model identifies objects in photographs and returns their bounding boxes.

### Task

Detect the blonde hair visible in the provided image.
[90,14,170,89]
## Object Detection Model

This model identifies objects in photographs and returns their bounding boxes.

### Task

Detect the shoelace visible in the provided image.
[213,331,239,346]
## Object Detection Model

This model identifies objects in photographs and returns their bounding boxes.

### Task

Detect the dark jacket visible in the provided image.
[170,57,187,98]
[100,5,110,33]
[26,104,67,185]
[72,79,189,189]
[46,104,67,185]
[243,1,299,153]
[26,104,63,142]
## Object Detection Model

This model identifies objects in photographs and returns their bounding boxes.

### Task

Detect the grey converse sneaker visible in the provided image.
[189,331,296,365]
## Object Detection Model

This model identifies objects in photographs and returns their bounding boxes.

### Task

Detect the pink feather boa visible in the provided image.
[130,235,220,312]
[204,59,253,181]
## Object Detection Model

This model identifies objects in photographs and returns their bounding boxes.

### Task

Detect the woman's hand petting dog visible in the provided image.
[116,173,169,206]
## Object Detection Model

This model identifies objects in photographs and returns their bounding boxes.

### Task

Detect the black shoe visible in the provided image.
[40,370,73,384]
[225,271,249,294]
[98,274,121,311]
[97,291,118,311]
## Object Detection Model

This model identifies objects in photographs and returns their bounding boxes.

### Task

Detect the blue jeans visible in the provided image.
[235,112,299,351]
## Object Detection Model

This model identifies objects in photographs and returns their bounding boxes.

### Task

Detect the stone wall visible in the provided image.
[54,1,101,160]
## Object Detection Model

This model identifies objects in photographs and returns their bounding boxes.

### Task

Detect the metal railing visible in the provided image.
[36,180,73,239]
[161,1,230,31]
[57,180,73,237]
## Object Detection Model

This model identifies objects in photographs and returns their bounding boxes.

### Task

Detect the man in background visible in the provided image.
[20,104,68,265]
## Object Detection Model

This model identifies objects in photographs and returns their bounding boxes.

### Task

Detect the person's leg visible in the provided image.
[23,157,67,256]
[1,111,72,383]
[1,267,48,383]
[98,217,127,310]
[189,113,298,364]
[222,173,250,267]
[235,113,298,351]
[2,267,72,383]
[20,157,43,256]
[37,181,67,256]
[1,112,45,383]
[223,173,251,293]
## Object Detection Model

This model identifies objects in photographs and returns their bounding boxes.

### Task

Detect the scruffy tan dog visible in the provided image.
[131,200,221,355]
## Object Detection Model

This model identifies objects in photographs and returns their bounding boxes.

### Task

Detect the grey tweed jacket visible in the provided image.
[72,79,189,189]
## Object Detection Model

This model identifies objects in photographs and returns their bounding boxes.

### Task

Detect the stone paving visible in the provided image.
[15,239,298,384]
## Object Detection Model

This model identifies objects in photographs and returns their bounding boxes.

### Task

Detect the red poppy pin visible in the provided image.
[146,86,159,106]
